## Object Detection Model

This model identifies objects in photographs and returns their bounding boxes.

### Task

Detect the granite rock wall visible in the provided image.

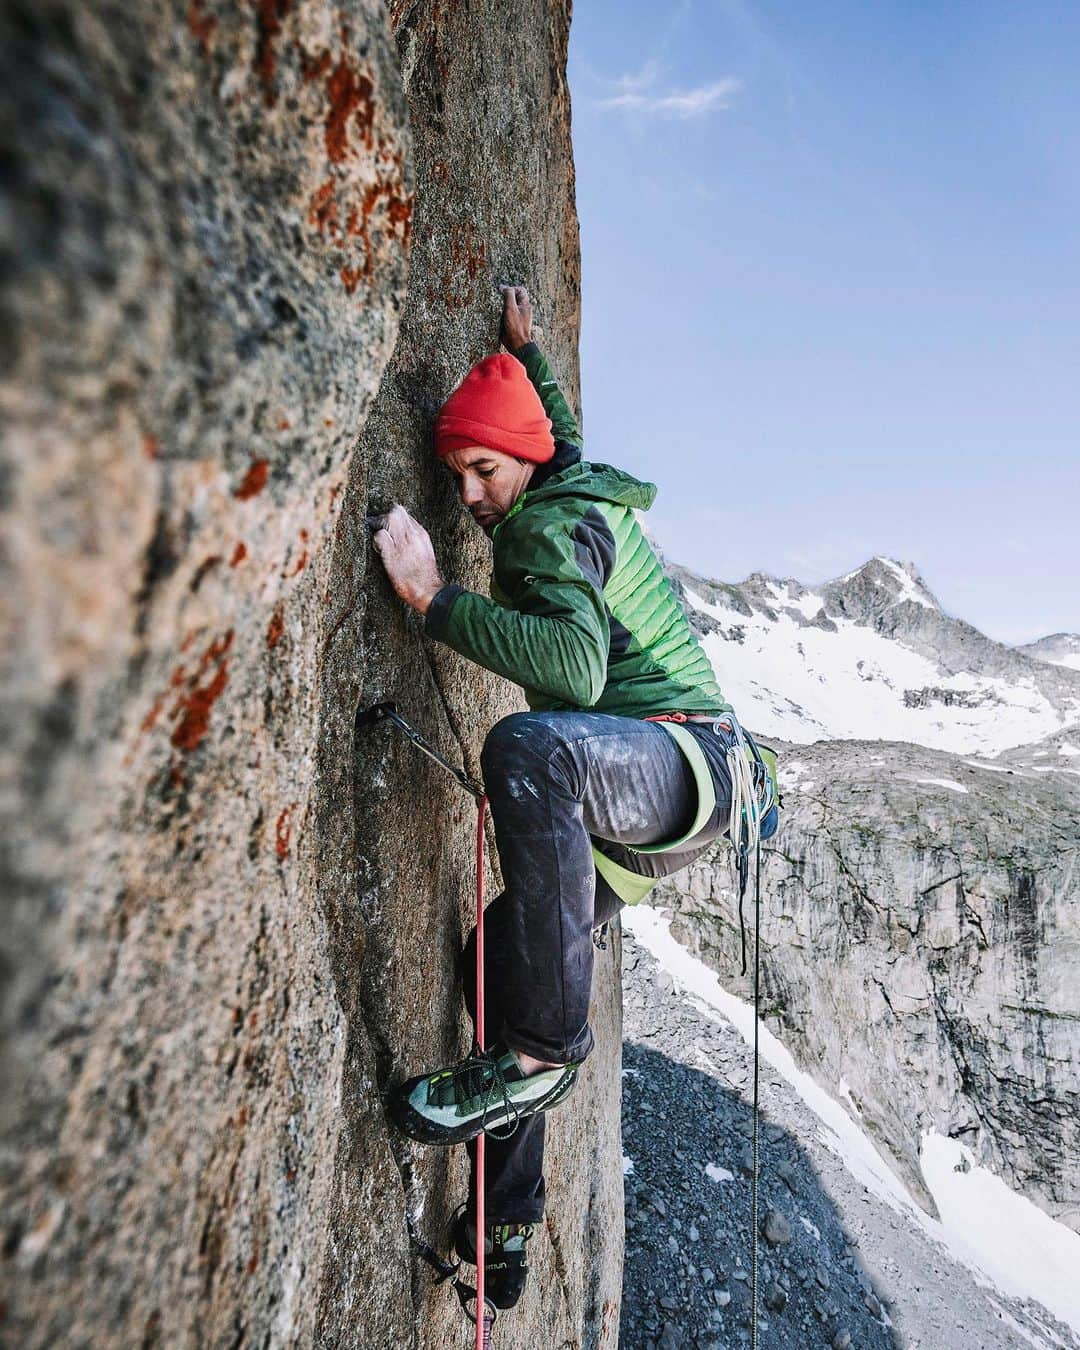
[0,2,621,1345]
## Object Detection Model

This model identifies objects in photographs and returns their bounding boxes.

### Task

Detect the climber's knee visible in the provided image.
[481,712,579,798]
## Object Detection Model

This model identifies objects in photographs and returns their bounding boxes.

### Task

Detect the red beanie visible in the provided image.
[435,353,555,464]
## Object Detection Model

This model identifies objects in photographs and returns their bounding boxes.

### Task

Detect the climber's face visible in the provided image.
[443,446,535,536]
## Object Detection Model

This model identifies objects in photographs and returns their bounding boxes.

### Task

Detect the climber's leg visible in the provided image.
[458,865,628,1224]
[461,892,549,1224]
[478,709,700,1065]
[388,711,726,1147]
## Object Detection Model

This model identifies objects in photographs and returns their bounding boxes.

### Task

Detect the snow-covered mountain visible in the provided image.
[1018,632,1080,672]
[670,555,1080,757]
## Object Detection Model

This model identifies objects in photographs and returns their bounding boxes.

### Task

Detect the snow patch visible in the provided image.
[876,557,937,610]
[686,584,1072,755]
[623,906,918,1216]
[624,904,1080,1340]
[913,777,970,794]
[705,1162,734,1184]
[799,1215,822,1241]
[921,1134,1080,1336]
[622,1154,635,1177]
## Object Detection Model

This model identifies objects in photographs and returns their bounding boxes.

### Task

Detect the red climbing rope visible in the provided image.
[474,794,494,1350]
[357,705,495,1344]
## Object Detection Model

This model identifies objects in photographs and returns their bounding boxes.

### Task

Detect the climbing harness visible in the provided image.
[590,711,778,912]
[358,701,496,1350]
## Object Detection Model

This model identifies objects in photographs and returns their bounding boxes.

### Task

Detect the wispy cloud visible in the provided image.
[608,58,665,94]
[592,60,741,119]
[598,76,742,119]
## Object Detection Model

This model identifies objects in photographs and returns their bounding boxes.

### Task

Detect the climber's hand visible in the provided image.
[500,284,533,352]
[371,504,445,616]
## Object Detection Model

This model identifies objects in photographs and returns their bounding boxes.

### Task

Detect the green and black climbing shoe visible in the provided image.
[389,1043,579,1146]
[451,1208,535,1310]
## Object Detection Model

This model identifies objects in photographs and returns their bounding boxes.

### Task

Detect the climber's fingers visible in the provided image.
[370,504,444,613]
[499,284,533,350]
[370,503,413,555]
[373,504,435,557]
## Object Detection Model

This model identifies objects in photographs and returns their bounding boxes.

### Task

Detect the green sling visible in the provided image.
[591,722,718,906]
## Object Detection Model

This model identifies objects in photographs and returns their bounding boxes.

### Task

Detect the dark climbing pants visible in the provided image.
[460,709,735,1224]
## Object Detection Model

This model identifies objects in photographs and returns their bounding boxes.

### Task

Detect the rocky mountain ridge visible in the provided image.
[1018,632,1080,672]
[668,554,1080,756]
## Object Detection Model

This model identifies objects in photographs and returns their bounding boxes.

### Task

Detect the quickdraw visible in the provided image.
[407,1218,496,1346]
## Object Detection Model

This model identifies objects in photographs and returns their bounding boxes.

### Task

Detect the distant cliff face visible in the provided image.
[0,3,618,1347]
[660,738,1080,1234]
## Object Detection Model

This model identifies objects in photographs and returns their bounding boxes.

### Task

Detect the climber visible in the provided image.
[371,283,751,1310]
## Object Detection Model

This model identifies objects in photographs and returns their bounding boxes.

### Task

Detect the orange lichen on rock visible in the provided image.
[142,435,160,460]
[230,542,248,567]
[266,604,285,650]
[324,54,375,163]
[341,178,414,289]
[139,689,169,738]
[186,0,217,55]
[285,529,309,577]
[307,180,339,237]
[233,459,269,500]
[386,193,413,243]
[275,805,294,859]
[301,48,332,83]
[170,630,234,753]
[441,219,488,309]
[127,661,189,763]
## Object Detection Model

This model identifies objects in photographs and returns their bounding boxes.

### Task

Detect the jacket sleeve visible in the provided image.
[425,506,614,707]
[512,342,583,448]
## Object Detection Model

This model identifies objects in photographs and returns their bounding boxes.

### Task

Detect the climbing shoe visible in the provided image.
[389,1043,580,1146]
[451,1208,535,1310]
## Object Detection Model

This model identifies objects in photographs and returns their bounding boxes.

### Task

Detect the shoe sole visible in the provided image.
[389,1065,579,1147]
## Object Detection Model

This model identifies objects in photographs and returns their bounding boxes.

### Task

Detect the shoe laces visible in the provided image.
[493,1222,534,1255]
[428,1049,522,1140]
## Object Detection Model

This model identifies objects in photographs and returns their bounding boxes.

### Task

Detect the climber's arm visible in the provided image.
[425,502,612,706]
[500,284,582,448]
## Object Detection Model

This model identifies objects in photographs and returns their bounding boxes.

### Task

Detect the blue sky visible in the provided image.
[567,1,1079,644]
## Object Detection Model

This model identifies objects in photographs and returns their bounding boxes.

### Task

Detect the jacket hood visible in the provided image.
[520,460,658,512]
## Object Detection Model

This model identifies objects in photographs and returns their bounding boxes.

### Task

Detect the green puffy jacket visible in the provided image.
[425,343,733,721]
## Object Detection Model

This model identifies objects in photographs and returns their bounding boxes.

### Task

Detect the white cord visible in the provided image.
[725,716,762,854]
